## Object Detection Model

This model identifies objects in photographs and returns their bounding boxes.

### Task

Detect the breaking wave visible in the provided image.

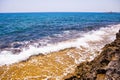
[0,24,120,66]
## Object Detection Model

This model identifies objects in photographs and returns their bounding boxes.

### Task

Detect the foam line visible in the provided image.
[0,24,120,66]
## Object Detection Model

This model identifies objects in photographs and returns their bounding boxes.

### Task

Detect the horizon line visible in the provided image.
[0,11,120,14]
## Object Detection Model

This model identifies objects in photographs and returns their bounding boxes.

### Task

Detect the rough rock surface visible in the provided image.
[66,30,120,80]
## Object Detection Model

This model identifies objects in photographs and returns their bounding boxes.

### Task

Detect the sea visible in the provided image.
[0,12,120,66]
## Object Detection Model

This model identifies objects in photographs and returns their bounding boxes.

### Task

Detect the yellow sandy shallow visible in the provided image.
[0,48,81,80]
[0,46,99,80]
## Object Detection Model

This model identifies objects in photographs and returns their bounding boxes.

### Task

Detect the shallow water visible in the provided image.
[0,24,120,79]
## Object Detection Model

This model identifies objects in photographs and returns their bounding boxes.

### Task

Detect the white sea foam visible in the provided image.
[0,24,120,66]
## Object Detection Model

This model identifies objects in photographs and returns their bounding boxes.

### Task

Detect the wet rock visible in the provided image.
[65,30,120,80]
[116,30,120,39]
[108,60,120,70]
[100,59,110,66]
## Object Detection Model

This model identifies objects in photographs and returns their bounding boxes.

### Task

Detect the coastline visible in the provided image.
[0,47,99,80]
[0,24,120,80]
[66,30,120,79]
[0,24,120,66]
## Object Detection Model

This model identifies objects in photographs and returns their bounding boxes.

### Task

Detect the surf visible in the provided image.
[0,24,120,66]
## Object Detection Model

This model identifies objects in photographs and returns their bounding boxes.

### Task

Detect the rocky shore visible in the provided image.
[0,27,119,80]
[66,30,120,80]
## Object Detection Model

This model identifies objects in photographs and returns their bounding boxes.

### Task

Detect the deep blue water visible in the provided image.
[0,12,120,50]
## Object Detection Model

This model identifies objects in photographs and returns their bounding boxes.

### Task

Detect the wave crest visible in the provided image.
[0,24,120,66]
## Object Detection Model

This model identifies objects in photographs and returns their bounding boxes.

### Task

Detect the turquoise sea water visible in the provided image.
[0,12,120,66]
[0,12,120,51]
